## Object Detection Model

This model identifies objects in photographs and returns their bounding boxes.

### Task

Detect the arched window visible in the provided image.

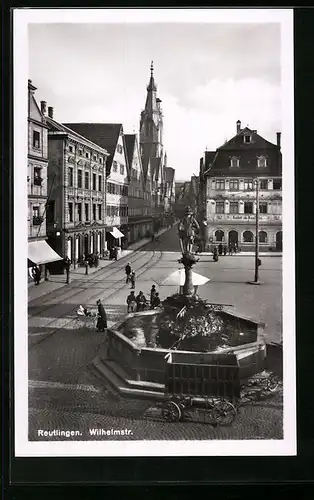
[215,230,224,242]
[259,231,267,243]
[243,230,253,243]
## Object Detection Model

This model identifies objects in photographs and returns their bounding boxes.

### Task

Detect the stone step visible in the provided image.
[92,356,166,401]
[105,359,165,393]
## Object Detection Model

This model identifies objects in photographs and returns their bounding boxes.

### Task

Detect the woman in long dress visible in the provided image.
[96,299,107,332]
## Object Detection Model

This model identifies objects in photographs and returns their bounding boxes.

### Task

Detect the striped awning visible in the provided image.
[110,227,124,239]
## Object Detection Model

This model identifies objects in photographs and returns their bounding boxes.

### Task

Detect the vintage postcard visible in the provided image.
[14,8,295,457]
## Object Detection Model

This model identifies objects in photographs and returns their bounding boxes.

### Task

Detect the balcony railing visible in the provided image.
[33,215,44,226]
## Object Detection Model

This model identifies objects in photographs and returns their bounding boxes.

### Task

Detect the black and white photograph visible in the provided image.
[14,8,295,457]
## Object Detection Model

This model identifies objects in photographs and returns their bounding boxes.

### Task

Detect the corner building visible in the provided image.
[200,121,282,252]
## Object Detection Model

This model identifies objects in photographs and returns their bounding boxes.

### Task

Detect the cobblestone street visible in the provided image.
[28,226,283,441]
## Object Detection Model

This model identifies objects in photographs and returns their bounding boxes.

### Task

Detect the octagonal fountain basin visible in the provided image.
[105,309,266,384]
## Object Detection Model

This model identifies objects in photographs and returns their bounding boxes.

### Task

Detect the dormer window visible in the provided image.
[230,156,240,168]
[244,135,252,144]
[257,156,267,168]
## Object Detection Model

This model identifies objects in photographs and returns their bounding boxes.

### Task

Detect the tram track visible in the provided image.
[28,245,157,316]
[29,248,163,349]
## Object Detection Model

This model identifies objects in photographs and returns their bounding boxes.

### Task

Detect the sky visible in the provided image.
[28,22,281,181]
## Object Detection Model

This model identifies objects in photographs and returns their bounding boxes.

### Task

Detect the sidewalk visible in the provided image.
[28,225,171,301]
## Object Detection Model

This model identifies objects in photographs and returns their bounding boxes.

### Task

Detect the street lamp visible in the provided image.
[248,177,261,285]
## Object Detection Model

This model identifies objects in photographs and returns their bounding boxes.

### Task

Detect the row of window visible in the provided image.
[229,156,267,168]
[129,188,144,198]
[129,207,152,216]
[213,179,282,191]
[68,145,104,164]
[112,161,125,175]
[106,205,128,217]
[68,202,103,223]
[214,229,269,243]
[68,167,103,191]
[215,201,270,214]
[107,182,128,196]
[131,167,140,180]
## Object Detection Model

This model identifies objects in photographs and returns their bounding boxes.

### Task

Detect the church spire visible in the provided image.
[147,60,157,92]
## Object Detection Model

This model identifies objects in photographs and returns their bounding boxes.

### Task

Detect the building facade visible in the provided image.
[125,134,153,243]
[164,166,175,220]
[64,123,129,250]
[201,121,282,252]
[45,110,109,267]
[28,80,49,245]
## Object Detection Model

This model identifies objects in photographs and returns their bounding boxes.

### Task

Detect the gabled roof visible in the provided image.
[63,123,123,175]
[124,134,136,167]
[46,117,110,155]
[218,126,278,151]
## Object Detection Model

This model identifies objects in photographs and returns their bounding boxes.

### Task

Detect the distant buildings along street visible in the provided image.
[199,120,282,252]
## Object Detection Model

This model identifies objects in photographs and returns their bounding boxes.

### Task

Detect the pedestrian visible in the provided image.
[150,284,157,307]
[114,246,118,261]
[213,246,219,262]
[151,292,161,309]
[136,291,147,312]
[126,291,137,313]
[94,252,99,268]
[33,265,41,285]
[64,256,71,284]
[125,262,132,284]
[130,271,136,289]
[218,243,223,255]
[223,245,227,256]
[96,299,107,332]
[228,244,233,256]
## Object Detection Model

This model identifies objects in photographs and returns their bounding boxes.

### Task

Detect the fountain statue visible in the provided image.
[178,206,200,296]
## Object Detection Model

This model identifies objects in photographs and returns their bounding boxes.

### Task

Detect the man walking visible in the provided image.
[127,291,137,313]
[96,299,107,332]
[125,262,132,284]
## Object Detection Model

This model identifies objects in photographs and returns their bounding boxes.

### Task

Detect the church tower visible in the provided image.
[140,61,163,159]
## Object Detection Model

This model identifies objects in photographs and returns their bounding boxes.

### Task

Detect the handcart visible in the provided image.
[74,305,98,330]
[160,351,281,426]
[161,352,239,426]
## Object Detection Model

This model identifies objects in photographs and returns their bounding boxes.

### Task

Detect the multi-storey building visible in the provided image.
[200,121,282,252]
[27,80,63,276]
[64,123,129,250]
[125,134,153,243]
[45,110,109,267]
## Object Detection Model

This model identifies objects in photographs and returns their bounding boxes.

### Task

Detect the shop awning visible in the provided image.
[28,241,63,266]
[110,227,124,239]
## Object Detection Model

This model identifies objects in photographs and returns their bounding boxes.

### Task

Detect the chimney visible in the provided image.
[276,132,281,149]
[236,120,241,134]
[48,106,54,119]
[40,101,47,115]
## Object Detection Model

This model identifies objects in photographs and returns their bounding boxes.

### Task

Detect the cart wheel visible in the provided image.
[212,400,236,426]
[161,401,182,422]
[266,375,279,392]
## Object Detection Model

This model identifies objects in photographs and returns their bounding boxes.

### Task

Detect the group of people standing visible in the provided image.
[125,261,161,313]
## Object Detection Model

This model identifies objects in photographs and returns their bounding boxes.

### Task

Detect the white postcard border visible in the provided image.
[14,8,295,457]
